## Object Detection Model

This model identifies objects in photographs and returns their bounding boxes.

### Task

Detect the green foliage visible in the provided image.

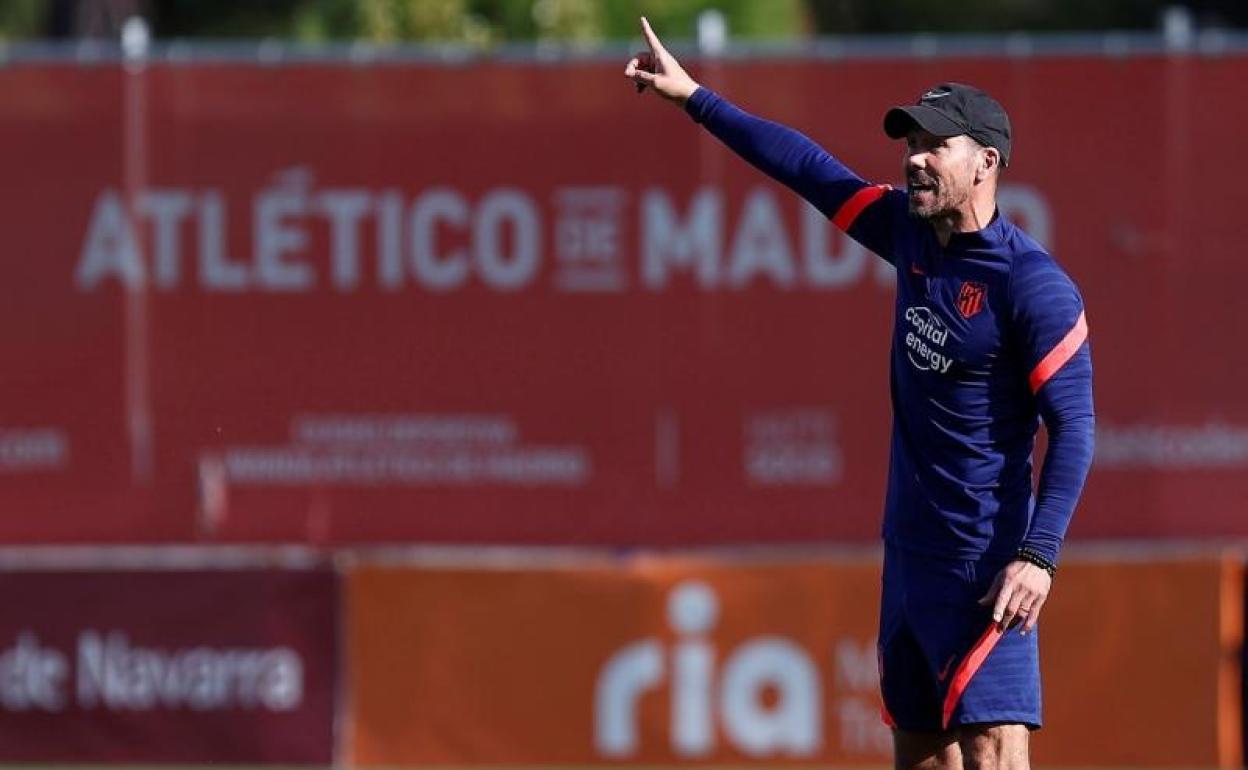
[805,0,1225,33]
[602,0,803,41]
[0,0,805,43]
[306,0,806,44]
[1,0,1242,43]
[0,0,45,40]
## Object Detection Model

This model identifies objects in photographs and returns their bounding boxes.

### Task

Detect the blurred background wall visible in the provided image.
[0,1,1244,768]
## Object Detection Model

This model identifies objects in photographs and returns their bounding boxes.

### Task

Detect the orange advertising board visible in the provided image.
[345,553,1241,767]
[1037,554,1243,767]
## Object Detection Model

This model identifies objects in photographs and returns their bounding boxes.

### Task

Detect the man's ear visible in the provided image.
[978,147,1001,183]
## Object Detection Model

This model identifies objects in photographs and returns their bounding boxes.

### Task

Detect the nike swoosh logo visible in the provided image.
[923,91,951,100]
[910,264,926,275]
[936,656,957,682]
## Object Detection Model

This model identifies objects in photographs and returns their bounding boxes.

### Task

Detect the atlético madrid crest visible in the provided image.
[957,281,988,319]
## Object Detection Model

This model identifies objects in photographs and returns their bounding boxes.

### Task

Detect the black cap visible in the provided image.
[884,83,1012,166]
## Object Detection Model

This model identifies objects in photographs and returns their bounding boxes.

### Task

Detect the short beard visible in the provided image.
[907,185,968,221]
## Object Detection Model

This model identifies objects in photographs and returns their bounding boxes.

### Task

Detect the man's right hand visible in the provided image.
[624,17,700,105]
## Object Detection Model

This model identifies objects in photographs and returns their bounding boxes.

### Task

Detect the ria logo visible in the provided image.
[594,580,821,758]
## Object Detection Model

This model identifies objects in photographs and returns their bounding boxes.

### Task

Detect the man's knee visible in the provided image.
[958,723,1030,770]
[893,728,961,770]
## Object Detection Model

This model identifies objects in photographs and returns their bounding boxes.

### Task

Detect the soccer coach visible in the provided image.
[625,17,1095,770]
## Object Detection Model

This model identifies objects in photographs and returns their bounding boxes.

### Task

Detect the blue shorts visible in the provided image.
[878,543,1041,732]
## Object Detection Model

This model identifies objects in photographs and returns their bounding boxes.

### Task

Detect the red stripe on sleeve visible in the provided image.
[831,184,890,231]
[941,623,1004,730]
[1028,311,1089,394]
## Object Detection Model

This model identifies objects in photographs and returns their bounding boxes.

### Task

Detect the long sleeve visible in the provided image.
[684,87,903,261]
[1011,251,1096,565]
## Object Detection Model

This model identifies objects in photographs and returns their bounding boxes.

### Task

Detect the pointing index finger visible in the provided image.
[640,16,665,54]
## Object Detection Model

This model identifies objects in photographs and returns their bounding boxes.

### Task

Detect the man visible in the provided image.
[625,17,1094,770]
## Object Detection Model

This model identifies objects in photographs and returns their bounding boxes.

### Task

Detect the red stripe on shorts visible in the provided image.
[941,623,1005,730]
[880,701,898,729]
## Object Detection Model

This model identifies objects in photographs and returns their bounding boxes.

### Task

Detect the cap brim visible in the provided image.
[883,105,965,139]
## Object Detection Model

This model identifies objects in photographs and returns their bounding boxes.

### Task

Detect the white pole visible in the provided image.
[696,9,728,57]
[1161,5,1194,53]
[122,15,154,485]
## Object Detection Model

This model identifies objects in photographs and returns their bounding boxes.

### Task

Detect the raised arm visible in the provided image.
[625,17,900,255]
[682,89,878,221]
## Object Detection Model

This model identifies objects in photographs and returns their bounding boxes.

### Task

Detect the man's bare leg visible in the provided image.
[894,729,961,770]
[959,724,1030,770]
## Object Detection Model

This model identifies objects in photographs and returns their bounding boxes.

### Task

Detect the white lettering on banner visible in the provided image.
[411,188,470,291]
[595,640,664,755]
[0,631,303,714]
[595,580,894,759]
[834,638,878,691]
[728,189,797,288]
[744,408,842,486]
[721,638,821,754]
[474,189,540,290]
[254,168,313,291]
[215,412,591,487]
[802,202,895,288]
[1095,422,1248,469]
[670,581,716,755]
[642,187,722,289]
[376,189,405,291]
[139,190,193,289]
[0,633,68,711]
[76,631,302,712]
[73,177,1049,294]
[77,189,145,289]
[315,189,372,291]
[198,190,250,290]
[839,696,893,755]
[640,188,896,291]
[0,427,69,472]
[292,414,517,445]
[553,187,627,292]
[407,187,542,291]
[222,448,589,485]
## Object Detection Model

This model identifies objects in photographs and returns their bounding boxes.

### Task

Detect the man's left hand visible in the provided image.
[978,560,1052,635]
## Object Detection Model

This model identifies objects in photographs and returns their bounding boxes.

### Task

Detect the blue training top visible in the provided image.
[686,87,1095,565]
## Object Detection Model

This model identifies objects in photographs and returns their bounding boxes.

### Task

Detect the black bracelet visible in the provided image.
[1016,547,1057,578]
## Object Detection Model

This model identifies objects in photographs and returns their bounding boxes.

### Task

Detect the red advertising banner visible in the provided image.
[345,553,1242,767]
[1,54,1245,543]
[0,568,337,763]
